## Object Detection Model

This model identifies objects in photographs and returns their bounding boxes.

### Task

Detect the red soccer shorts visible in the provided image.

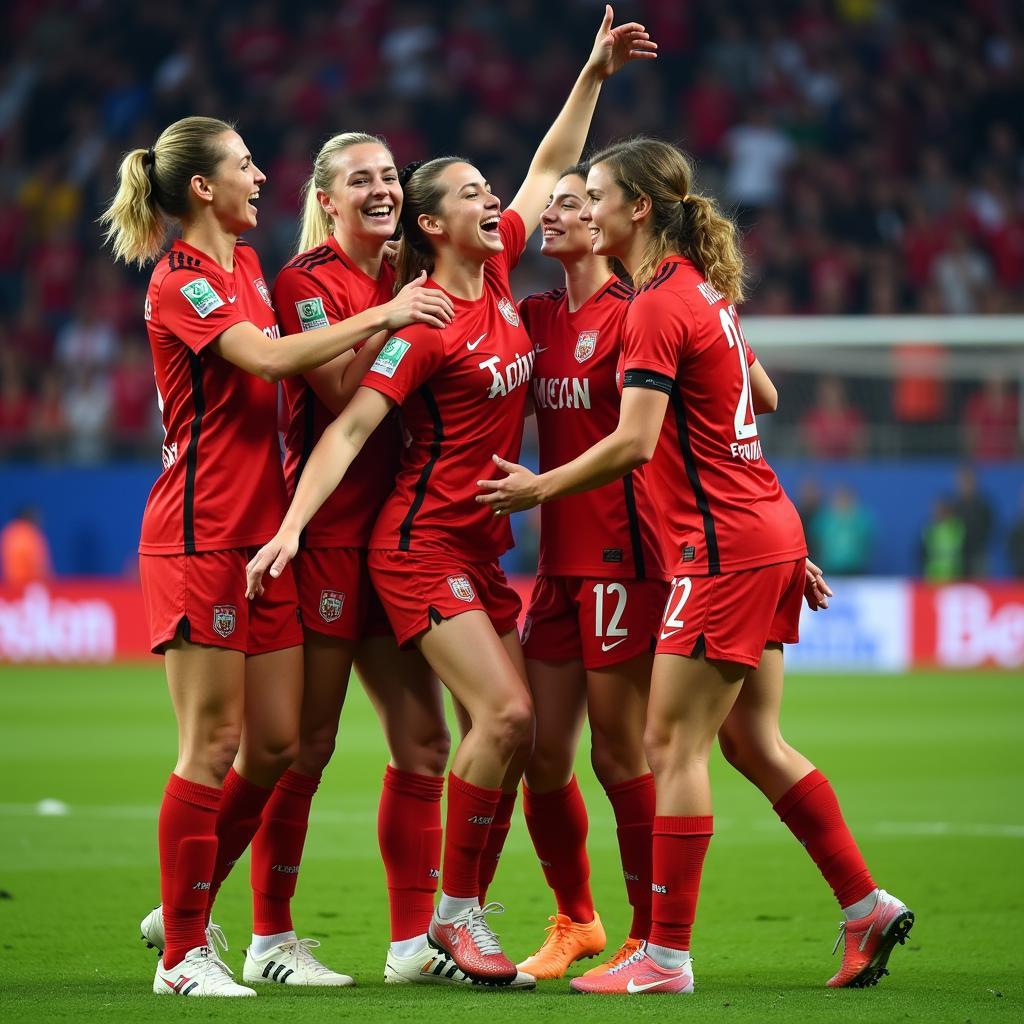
[367,550,522,648]
[140,549,303,656]
[655,558,804,668]
[294,547,392,641]
[522,576,669,669]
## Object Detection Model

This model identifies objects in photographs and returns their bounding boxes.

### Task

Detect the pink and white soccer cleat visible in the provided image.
[569,944,694,995]
[427,902,517,985]
[828,889,915,988]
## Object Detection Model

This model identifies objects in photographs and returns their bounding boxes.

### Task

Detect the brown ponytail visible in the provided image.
[589,137,745,301]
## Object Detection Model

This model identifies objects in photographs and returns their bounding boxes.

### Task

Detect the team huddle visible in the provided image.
[101,6,913,1000]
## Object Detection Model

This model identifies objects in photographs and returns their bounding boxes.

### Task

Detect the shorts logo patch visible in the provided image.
[253,277,274,308]
[212,605,237,638]
[296,296,329,331]
[447,574,475,603]
[497,297,520,326]
[574,330,598,363]
[180,277,224,318]
[371,337,411,378]
[319,589,345,623]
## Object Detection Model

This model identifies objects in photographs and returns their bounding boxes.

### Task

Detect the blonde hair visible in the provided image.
[590,137,745,300]
[100,116,235,268]
[394,156,465,289]
[296,132,390,255]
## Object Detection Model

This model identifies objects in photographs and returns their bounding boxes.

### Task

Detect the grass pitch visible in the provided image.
[1,665,1021,1023]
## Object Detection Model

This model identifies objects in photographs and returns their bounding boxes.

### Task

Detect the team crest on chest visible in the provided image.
[497,297,520,327]
[253,277,274,309]
[319,589,345,623]
[213,605,237,638]
[574,330,598,363]
[447,574,476,603]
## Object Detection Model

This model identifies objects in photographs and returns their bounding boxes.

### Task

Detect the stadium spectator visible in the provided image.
[932,229,990,315]
[920,498,965,582]
[55,294,120,370]
[62,366,112,464]
[800,376,867,459]
[812,485,875,576]
[0,506,52,586]
[796,478,823,547]
[962,374,1021,461]
[951,466,996,579]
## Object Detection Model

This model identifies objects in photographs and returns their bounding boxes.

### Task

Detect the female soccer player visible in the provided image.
[101,116,453,997]
[246,8,657,986]
[252,130,462,987]
[477,136,913,995]
[512,164,667,980]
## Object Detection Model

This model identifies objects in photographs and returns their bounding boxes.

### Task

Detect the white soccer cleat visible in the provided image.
[139,905,228,959]
[384,941,536,989]
[153,945,255,997]
[243,938,355,986]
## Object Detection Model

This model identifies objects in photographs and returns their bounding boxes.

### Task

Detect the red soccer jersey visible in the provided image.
[622,256,807,575]
[273,237,402,547]
[520,278,666,579]
[362,211,531,561]
[140,239,286,555]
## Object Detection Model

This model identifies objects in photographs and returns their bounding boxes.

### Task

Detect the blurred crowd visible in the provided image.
[1,0,1023,463]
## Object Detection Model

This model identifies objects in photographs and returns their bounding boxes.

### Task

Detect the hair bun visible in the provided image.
[398,160,424,188]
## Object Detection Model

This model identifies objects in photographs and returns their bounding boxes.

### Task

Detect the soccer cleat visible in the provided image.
[828,889,915,988]
[427,901,517,984]
[243,938,355,986]
[385,942,536,989]
[570,943,694,995]
[140,905,228,959]
[153,945,255,997]
[517,912,606,979]
[582,936,643,976]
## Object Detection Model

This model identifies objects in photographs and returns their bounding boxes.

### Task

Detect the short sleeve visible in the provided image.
[157,272,249,354]
[621,290,690,387]
[745,339,757,366]
[498,210,527,273]
[272,267,346,335]
[361,328,446,405]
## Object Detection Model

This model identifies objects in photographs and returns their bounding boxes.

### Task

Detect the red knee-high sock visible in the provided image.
[441,772,501,899]
[250,769,320,936]
[159,773,220,969]
[773,769,875,908]
[605,773,656,938]
[207,767,273,918]
[523,776,593,922]
[378,766,444,941]
[648,815,713,951]
[478,790,517,903]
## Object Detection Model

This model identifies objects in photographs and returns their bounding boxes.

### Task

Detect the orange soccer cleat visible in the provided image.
[582,936,643,977]
[828,889,915,988]
[570,944,693,995]
[516,913,606,979]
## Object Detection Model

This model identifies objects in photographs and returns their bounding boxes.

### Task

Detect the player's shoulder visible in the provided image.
[280,242,346,280]
[629,259,702,320]
[520,286,566,313]
[593,277,634,306]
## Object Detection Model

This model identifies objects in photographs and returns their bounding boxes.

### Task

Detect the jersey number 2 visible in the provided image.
[720,306,757,441]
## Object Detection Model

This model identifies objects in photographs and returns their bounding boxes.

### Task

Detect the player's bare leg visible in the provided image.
[719,644,913,988]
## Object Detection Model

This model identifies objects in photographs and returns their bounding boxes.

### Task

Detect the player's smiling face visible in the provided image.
[322,142,401,243]
[428,162,503,259]
[206,131,265,234]
[582,162,633,258]
[540,174,592,260]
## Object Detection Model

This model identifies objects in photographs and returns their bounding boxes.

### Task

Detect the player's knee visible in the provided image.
[393,726,451,776]
[200,724,241,782]
[253,733,301,777]
[296,729,337,775]
[526,743,574,791]
[489,698,534,760]
[590,732,644,788]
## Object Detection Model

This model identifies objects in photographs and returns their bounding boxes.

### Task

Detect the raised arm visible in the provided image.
[508,5,657,237]
[245,386,395,596]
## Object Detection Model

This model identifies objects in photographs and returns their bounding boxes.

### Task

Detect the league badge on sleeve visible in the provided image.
[212,605,237,638]
[296,297,330,331]
[319,590,346,623]
[253,277,274,309]
[574,330,598,363]
[372,337,411,378]
[498,297,520,327]
[447,574,476,603]
[180,278,224,318]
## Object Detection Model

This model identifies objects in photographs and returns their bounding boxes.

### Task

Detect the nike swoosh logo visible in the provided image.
[627,975,687,993]
[533,346,549,354]
[601,638,627,652]
[659,629,682,641]
[466,333,487,350]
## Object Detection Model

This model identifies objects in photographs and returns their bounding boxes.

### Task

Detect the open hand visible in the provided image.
[476,454,543,514]
[381,270,455,330]
[587,4,658,81]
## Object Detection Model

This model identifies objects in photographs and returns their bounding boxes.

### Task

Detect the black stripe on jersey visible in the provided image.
[670,386,720,575]
[596,280,634,303]
[287,246,344,274]
[295,384,317,551]
[622,369,674,395]
[182,351,206,555]
[621,472,646,580]
[399,385,443,551]
[286,244,331,269]
[641,262,679,292]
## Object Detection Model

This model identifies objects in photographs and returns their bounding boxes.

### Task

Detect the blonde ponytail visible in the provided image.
[100,116,235,268]
[296,132,388,255]
[681,193,745,303]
